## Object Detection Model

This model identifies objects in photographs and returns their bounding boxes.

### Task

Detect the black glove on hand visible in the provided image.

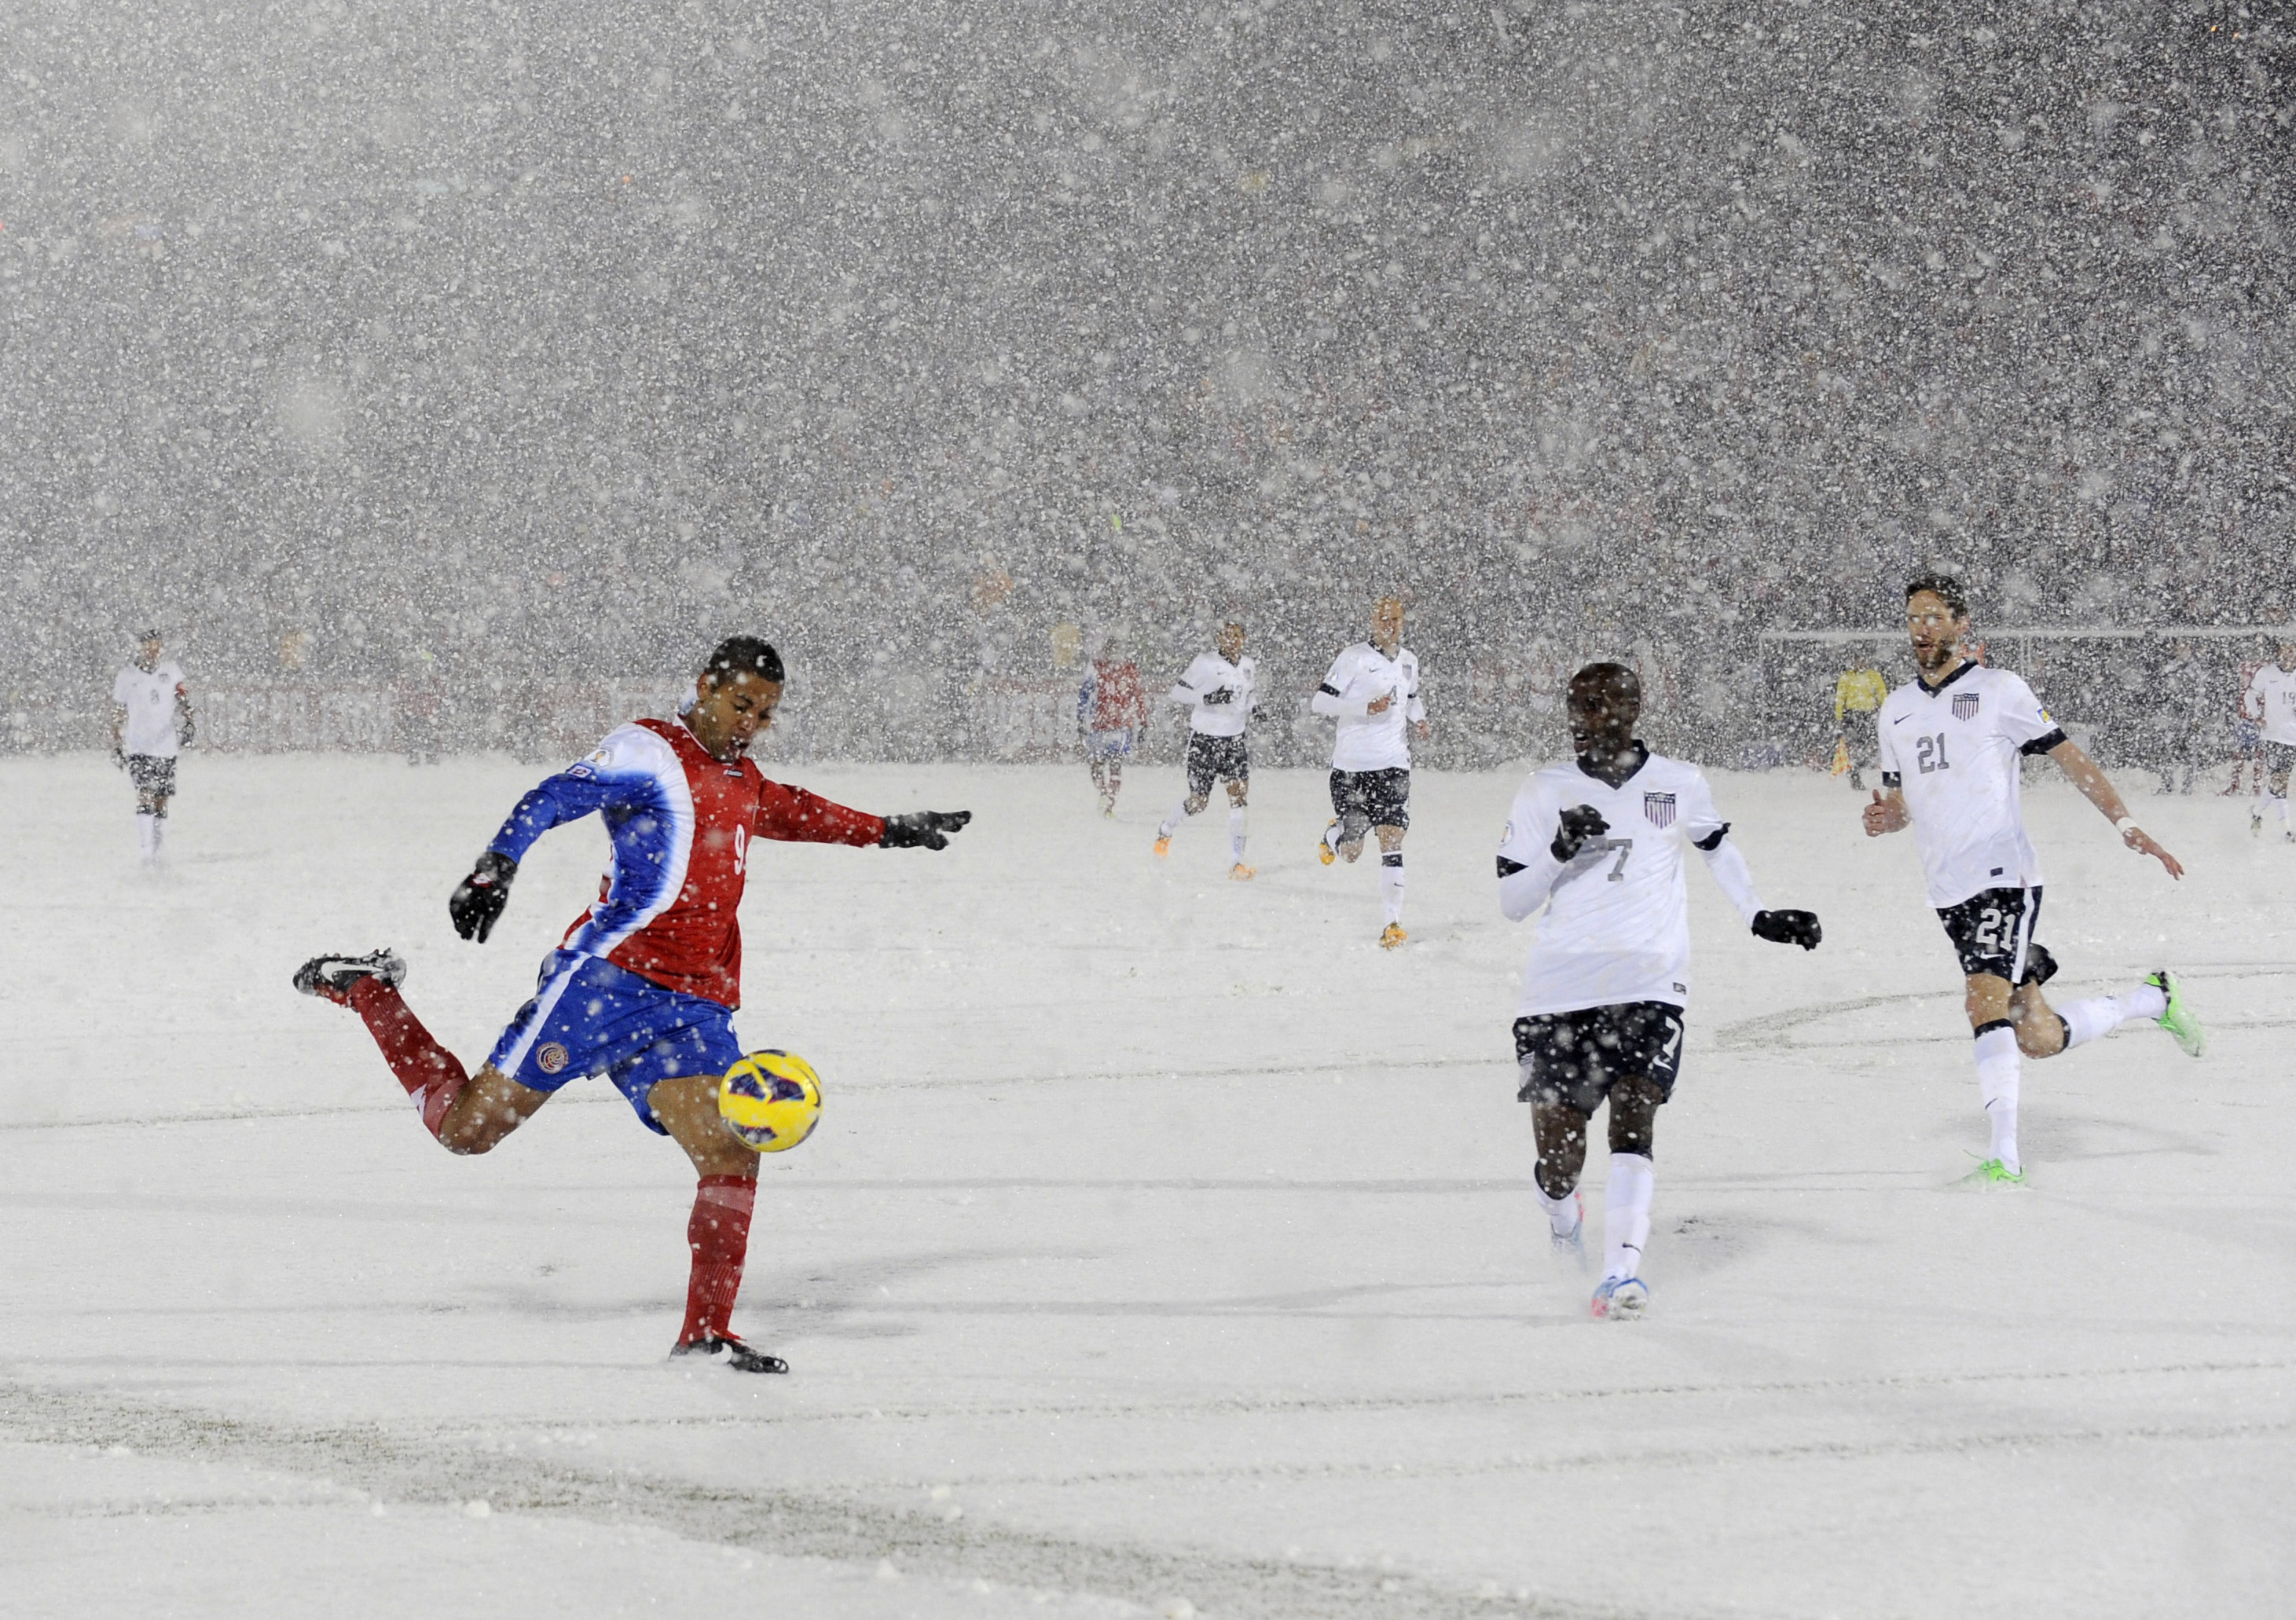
[1751,909,1823,950]
[880,810,972,850]
[449,850,518,942]
[1551,805,1609,862]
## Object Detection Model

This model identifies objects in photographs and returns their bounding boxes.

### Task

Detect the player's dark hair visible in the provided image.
[1905,573,1969,616]
[702,636,786,684]
[1570,661,1641,703]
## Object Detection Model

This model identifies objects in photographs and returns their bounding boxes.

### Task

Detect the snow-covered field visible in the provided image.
[2,752,2290,1619]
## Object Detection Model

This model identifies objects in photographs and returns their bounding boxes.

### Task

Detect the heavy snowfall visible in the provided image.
[2,2,2292,1617]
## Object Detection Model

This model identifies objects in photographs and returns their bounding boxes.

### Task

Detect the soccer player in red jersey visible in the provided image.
[295,636,970,1373]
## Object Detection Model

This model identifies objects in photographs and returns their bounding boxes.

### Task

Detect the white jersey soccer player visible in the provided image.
[2240,643,2296,840]
[1154,620,1260,878]
[1311,595,1428,947]
[1497,662,1819,1319]
[1865,574,2204,1185]
[110,629,193,863]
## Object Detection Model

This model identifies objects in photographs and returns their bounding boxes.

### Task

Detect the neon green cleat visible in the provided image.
[1973,1158,2026,1186]
[2148,969,2206,1058]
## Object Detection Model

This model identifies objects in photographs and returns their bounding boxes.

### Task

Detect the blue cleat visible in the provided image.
[1590,1276,1649,1320]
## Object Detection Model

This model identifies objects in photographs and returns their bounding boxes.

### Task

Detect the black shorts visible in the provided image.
[1935,885,2046,981]
[1329,768,1410,835]
[1185,733,1249,797]
[2265,740,2296,778]
[1513,1002,1685,1114]
[126,755,178,797]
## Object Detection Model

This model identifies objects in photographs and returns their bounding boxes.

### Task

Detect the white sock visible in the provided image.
[1228,807,1247,863]
[136,814,156,860]
[1378,856,1404,925]
[1602,1153,1654,1281]
[2281,795,2291,826]
[1536,1184,1581,1238]
[1974,1024,2020,1173]
[1159,797,1189,840]
[152,816,166,856]
[2059,984,2168,1049]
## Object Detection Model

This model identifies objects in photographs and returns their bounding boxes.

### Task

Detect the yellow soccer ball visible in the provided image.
[717,1050,822,1153]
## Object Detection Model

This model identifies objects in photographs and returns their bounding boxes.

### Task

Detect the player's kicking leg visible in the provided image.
[295,947,787,1371]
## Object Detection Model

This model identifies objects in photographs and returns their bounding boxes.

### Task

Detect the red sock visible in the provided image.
[348,978,471,1140]
[680,1174,757,1344]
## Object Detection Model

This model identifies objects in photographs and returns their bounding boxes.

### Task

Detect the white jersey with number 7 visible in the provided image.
[1876,662,2068,909]
[1495,753,1762,1018]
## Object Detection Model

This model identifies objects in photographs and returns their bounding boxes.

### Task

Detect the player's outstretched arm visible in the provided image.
[2046,739,2184,880]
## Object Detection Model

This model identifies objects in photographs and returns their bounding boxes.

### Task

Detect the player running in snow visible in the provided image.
[1312,596,1427,948]
[1498,662,1821,1319]
[1079,637,1149,818]
[110,629,193,864]
[292,636,970,1374]
[1862,576,2205,1186]
[2240,640,2296,840]
[1154,619,1259,878]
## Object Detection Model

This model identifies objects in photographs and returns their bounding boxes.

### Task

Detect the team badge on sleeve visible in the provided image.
[1952,692,1981,720]
[1643,793,1675,829]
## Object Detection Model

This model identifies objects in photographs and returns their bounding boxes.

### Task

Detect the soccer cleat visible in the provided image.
[1380,923,1406,950]
[1228,863,1255,881]
[2254,812,2264,836]
[1318,819,1338,865]
[2148,969,2206,1057]
[1153,835,1172,859]
[1972,1158,2026,1185]
[1590,1277,1649,1319]
[670,1335,787,1375]
[292,949,406,1006]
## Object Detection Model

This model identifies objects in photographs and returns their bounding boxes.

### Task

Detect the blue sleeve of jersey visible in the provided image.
[486,765,625,863]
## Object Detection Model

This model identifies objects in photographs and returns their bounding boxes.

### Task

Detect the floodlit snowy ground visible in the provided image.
[2,750,2290,1619]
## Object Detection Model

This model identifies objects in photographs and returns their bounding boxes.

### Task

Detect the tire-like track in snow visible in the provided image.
[0,1379,1651,1620]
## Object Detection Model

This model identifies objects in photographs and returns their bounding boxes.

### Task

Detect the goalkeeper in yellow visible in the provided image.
[1834,659,1887,790]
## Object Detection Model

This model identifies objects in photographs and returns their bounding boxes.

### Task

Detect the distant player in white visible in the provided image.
[1311,596,1427,948]
[1862,575,2205,1186]
[110,629,193,864]
[1498,662,1821,1319]
[1154,619,1259,879]
[2240,640,2296,840]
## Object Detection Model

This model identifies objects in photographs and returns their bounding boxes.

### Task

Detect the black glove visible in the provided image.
[1552,805,1609,862]
[880,810,972,850]
[1751,909,1823,950]
[449,850,518,942]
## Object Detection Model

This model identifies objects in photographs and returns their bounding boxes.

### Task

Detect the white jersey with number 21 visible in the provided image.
[1876,662,2067,910]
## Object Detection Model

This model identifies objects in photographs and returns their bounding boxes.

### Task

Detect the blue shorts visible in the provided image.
[486,951,743,1134]
[1087,727,1135,759]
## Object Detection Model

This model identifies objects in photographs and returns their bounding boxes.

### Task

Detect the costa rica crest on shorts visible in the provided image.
[1643,791,1676,829]
[1952,692,1981,720]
